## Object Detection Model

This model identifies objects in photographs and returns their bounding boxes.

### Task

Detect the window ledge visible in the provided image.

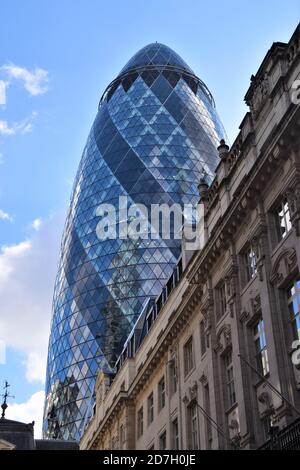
[216,311,230,328]
[271,229,293,258]
[225,402,238,415]
[240,274,258,296]
[254,372,270,388]
[184,366,196,382]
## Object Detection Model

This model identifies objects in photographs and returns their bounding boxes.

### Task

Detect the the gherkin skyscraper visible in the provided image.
[43,43,227,440]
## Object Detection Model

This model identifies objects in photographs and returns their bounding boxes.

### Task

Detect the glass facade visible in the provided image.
[43,43,227,440]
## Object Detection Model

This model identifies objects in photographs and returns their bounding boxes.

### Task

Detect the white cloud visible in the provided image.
[0,212,65,385]
[1,64,49,96]
[16,112,38,134]
[0,62,47,152]
[0,120,15,135]
[21,123,33,134]
[25,352,46,383]
[31,218,42,231]
[7,391,45,439]
[0,152,4,164]
[0,112,38,136]
[0,241,31,282]
[0,208,13,222]
[0,80,7,106]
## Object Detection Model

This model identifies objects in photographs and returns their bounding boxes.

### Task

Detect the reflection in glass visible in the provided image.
[43,43,227,440]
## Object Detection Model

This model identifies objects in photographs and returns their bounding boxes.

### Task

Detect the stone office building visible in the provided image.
[80,25,300,450]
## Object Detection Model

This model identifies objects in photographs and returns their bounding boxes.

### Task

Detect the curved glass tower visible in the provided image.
[43,43,227,440]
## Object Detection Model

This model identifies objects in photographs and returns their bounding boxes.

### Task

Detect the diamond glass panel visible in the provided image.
[43,43,227,441]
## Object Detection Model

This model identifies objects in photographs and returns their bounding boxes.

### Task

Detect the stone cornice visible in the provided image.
[203,26,300,223]
[128,285,202,400]
[87,392,131,449]
[86,279,204,444]
[187,105,300,288]
[245,24,300,108]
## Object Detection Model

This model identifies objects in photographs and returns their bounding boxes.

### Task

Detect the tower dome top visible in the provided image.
[118,43,194,77]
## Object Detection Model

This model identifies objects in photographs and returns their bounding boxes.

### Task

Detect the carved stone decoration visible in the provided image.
[111,435,118,450]
[258,391,275,418]
[190,267,206,290]
[214,324,232,353]
[228,302,235,318]
[239,309,250,324]
[228,419,240,439]
[183,382,198,406]
[252,234,265,282]
[225,274,236,300]
[225,267,237,298]
[201,290,214,336]
[202,309,211,334]
[224,326,232,347]
[256,258,264,282]
[270,248,297,286]
[96,372,110,406]
[182,395,189,406]
[224,263,239,318]
[227,408,241,446]
[229,419,239,431]
[251,295,261,315]
[249,73,270,120]
[199,373,208,385]
[189,381,198,402]
[258,391,271,406]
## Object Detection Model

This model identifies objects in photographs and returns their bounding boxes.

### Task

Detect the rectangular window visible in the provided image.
[158,376,166,411]
[188,402,200,449]
[287,278,300,341]
[169,360,177,396]
[216,283,227,321]
[276,198,292,241]
[224,351,236,408]
[245,243,258,282]
[200,321,206,356]
[159,431,167,450]
[172,418,179,450]
[137,407,143,438]
[146,310,154,333]
[184,337,195,376]
[254,318,269,376]
[147,393,154,425]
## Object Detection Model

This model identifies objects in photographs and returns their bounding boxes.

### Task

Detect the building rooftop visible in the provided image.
[0,417,79,450]
[118,42,194,76]
[0,417,35,450]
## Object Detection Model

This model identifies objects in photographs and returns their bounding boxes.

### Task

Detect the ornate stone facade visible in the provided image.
[80,25,300,451]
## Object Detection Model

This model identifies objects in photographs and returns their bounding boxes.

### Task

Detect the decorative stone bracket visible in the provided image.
[239,309,250,324]
[201,290,214,336]
[252,294,261,315]
[248,73,270,120]
[214,324,232,354]
[270,248,297,286]
[258,391,275,419]
[182,381,198,406]
[224,264,239,318]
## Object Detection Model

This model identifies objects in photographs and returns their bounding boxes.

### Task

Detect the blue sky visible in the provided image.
[0,0,299,436]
